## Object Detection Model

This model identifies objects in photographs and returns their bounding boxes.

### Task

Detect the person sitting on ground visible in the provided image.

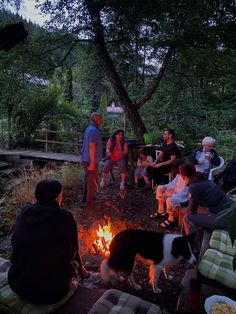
[146,129,179,186]
[150,160,189,228]
[180,163,235,237]
[100,129,128,191]
[8,179,95,305]
[134,148,153,187]
[189,136,220,175]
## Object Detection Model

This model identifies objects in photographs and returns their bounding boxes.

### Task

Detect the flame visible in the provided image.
[94,217,114,256]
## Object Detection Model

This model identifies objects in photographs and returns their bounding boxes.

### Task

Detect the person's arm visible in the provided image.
[189,149,200,165]
[105,139,112,158]
[123,141,128,156]
[88,141,96,170]
[154,154,176,168]
[211,149,220,166]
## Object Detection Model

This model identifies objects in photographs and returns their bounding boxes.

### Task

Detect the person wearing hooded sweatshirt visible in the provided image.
[8,179,89,305]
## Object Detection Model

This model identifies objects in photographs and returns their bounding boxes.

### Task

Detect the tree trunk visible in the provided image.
[86,1,147,139]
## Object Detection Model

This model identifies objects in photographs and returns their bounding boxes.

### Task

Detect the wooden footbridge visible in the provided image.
[0,149,81,163]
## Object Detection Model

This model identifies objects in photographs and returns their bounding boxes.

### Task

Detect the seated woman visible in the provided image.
[100,129,128,191]
[150,160,189,228]
[8,179,91,305]
[134,148,153,187]
[189,136,220,175]
[180,163,234,237]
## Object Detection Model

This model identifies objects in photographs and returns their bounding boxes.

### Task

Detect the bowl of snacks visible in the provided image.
[205,295,236,314]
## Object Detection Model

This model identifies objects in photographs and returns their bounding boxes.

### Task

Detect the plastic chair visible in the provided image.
[208,156,224,181]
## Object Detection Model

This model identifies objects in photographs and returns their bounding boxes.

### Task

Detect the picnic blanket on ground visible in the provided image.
[0,257,76,314]
[88,289,161,314]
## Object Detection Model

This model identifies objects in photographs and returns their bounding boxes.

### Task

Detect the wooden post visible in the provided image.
[45,130,48,152]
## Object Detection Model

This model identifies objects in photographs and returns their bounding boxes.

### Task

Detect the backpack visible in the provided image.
[219,159,236,191]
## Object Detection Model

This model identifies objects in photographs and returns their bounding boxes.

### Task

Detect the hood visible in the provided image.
[20,203,61,226]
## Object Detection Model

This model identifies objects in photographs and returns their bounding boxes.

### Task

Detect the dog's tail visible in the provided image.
[100,258,111,282]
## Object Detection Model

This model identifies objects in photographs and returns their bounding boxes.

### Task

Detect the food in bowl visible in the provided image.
[211,302,236,314]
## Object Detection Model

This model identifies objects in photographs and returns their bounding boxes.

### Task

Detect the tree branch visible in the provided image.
[136,46,174,110]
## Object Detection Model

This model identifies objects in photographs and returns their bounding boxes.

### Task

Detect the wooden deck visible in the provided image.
[0,149,81,163]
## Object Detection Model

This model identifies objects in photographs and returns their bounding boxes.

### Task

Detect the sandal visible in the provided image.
[149,212,166,219]
[159,219,175,228]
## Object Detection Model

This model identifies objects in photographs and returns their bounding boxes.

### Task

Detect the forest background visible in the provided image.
[0,0,236,159]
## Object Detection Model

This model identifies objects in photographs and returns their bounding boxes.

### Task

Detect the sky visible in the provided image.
[7,0,48,26]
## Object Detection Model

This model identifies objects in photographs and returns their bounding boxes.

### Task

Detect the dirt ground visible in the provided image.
[0,174,193,314]
[64,177,193,314]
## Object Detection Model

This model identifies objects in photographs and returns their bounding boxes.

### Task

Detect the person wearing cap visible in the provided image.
[8,179,91,305]
[189,136,220,175]
[81,112,103,206]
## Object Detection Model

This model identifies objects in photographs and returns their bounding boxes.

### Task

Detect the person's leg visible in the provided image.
[142,168,150,185]
[118,158,127,190]
[134,167,142,184]
[82,162,89,203]
[156,186,173,214]
[100,160,113,187]
[86,163,99,204]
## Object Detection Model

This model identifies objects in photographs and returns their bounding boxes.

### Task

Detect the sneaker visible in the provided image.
[82,271,101,287]
[120,182,125,191]
[100,179,105,188]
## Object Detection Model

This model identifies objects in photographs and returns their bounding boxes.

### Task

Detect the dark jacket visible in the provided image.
[189,180,232,214]
[8,202,78,305]
[189,147,220,168]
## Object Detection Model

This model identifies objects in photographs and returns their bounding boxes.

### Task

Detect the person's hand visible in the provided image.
[150,162,156,167]
[154,163,162,168]
[88,161,95,171]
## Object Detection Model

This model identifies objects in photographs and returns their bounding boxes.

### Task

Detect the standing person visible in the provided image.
[8,179,95,305]
[180,163,234,236]
[134,148,153,187]
[81,112,103,206]
[100,129,128,191]
[146,129,179,186]
[189,136,220,175]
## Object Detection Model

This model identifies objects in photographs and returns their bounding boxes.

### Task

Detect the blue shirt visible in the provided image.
[81,124,103,163]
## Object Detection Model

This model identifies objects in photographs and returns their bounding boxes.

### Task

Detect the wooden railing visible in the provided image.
[35,130,84,155]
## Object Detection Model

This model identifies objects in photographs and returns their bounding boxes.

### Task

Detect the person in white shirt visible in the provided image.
[150,160,189,228]
[189,136,220,175]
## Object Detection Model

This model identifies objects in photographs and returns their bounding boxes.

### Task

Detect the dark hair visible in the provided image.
[138,148,148,157]
[171,159,184,175]
[35,179,62,205]
[111,129,125,141]
[165,129,175,138]
[180,163,207,183]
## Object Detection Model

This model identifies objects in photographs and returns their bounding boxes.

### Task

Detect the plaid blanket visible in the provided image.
[198,248,236,290]
[88,289,161,314]
[210,230,236,256]
[0,257,76,314]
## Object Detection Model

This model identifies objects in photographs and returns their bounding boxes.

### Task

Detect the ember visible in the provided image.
[94,216,114,256]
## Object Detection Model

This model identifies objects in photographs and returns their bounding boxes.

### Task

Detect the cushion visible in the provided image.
[198,249,236,290]
[210,230,236,256]
[88,289,161,314]
[0,257,76,314]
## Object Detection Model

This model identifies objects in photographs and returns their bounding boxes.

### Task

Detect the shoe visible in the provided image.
[149,212,167,219]
[120,182,125,191]
[82,271,101,287]
[159,219,176,228]
[100,179,105,188]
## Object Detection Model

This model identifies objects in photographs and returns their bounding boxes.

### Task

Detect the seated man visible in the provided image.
[8,179,93,305]
[146,129,179,186]
[150,160,189,228]
[189,136,220,175]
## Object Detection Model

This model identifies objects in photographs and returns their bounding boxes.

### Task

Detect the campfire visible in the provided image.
[93,216,114,256]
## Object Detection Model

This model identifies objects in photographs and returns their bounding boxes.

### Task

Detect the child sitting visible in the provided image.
[149,160,189,228]
[134,148,153,187]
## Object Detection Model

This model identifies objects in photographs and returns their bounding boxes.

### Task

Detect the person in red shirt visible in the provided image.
[100,129,128,191]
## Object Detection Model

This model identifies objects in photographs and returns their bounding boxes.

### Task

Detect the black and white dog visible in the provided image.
[100,229,196,293]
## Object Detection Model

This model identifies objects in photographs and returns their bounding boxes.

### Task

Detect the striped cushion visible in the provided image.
[88,289,161,314]
[210,230,236,256]
[198,249,236,290]
[0,257,76,314]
